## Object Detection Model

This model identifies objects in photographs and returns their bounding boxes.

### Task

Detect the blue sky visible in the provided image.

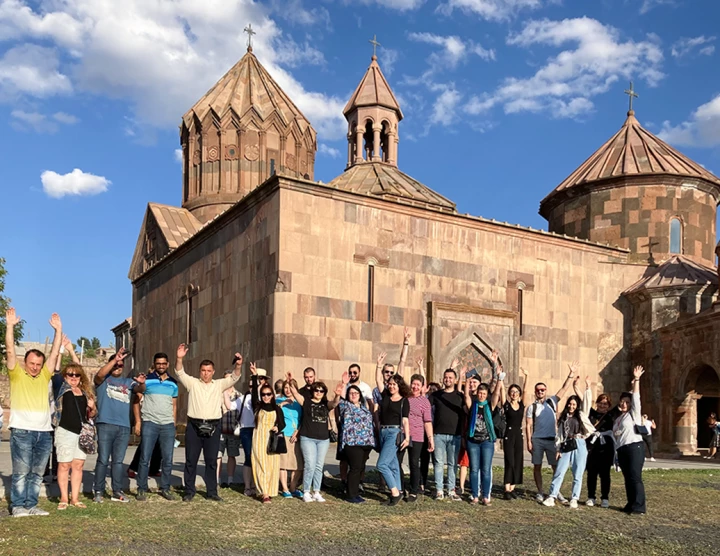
[2,0,719,346]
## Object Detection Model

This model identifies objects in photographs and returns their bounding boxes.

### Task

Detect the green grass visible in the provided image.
[1,467,718,555]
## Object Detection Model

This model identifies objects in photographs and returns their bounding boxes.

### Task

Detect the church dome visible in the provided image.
[180,46,317,223]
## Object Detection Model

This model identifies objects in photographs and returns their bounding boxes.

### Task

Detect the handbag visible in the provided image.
[559,438,577,453]
[329,429,338,443]
[73,394,97,455]
[493,405,507,438]
[634,424,650,436]
[267,429,287,454]
[395,399,412,451]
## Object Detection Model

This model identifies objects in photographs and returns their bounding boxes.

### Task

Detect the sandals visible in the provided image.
[57,502,68,510]
[71,501,87,509]
[261,496,271,504]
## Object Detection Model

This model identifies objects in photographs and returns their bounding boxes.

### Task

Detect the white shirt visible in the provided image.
[230,393,255,428]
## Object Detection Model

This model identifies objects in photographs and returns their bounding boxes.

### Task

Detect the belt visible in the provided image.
[538,437,555,441]
[189,417,220,424]
[381,425,400,429]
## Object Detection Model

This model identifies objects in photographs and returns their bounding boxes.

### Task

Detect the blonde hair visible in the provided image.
[62,363,95,399]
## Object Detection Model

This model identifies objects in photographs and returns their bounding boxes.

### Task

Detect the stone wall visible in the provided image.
[546,178,718,266]
[131,186,280,420]
[272,182,646,399]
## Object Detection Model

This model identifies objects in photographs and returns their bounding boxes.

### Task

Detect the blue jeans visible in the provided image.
[94,423,131,495]
[240,427,253,467]
[300,436,330,492]
[550,439,588,500]
[376,428,402,491]
[137,421,175,492]
[432,434,461,493]
[10,429,53,509]
[467,438,494,499]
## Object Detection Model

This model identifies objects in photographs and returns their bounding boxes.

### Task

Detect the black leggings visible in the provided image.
[407,441,425,495]
[617,441,646,513]
[344,445,371,499]
[642,434,654,458]
[586,443,613,500]
[420,437,430,490]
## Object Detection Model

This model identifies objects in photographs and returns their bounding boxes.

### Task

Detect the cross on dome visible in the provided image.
[369,34,381,59]
[244,23,256,52]
[624,81,639,114]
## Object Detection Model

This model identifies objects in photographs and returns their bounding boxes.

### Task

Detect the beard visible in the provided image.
[349,376,359,384]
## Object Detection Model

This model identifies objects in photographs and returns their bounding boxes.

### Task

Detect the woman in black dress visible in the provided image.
[502,367,531,500]
[584,391,619,508]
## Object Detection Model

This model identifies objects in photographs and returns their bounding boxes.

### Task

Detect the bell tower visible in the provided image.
[343,36,403,169]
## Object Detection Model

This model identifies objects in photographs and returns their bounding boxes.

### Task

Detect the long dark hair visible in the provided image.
[255,384,279,426]
[558,394,587,435]
[346,384,368,409]
[388,374,411,398]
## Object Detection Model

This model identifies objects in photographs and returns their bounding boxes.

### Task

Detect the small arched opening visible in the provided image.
[670,217,683,254]
[677,364,720,454]
[363,120,374,161]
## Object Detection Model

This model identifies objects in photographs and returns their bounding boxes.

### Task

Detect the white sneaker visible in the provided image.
[542,496,556,507]
[26,506,49,516]
[312,492,326,503]
[601,499,610,508]
[585,499,595,507]
[649,457,656,462]
[569,499,578,509]
[303,492,314,503]
[535,493,545,503]
[557,493,568,504]
[12,507,30,518]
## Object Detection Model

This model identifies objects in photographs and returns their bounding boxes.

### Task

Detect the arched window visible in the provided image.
[670,217,682,254]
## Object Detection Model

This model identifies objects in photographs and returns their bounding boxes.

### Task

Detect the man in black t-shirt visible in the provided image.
[298,367,316,400]
[430,369,465,501]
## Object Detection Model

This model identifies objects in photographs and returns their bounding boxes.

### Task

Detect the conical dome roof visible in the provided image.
[182,49,315,139]
[343,55,403,120]
[541,110,720,213]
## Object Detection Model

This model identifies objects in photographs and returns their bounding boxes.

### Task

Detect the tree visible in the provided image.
[76,336,101,359]
[0,258,24,371]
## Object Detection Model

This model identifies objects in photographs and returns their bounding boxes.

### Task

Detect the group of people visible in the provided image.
[5,308,650,516]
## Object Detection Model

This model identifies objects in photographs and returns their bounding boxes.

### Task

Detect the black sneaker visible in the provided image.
[388,494,403,507]
[159,490,176,501]
[136,490,147,502]
[504,491,512,500]
[182,494,194,502]
[407,494,418,503]
[220,482,229,489]
[207,494,223,502]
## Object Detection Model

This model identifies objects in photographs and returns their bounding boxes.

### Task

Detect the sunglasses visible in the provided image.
[65,373,81,378]
[383,371,393,375]
[314,388,326,393]
[349,371,359,375]
[535,389,546,393]
[261,392,274,398]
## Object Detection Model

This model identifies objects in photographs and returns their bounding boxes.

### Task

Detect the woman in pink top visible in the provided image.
[405,373,434,502]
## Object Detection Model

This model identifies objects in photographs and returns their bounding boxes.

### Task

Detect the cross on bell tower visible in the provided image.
[244,23,256,52]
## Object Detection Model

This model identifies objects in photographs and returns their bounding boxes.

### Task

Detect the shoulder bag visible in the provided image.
[222,393,245,435]
[559,420,577,453]
[73,393,97,455]
[493,404,507,438]
[267,429,288,454]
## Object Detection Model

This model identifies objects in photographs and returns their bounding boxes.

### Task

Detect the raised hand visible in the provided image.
[519,367,528,378]
[49,313,62,331]
[450,357,459,369]
[341,370,350,385]
[377,352,387,366]
[416,357,424,369]
[116,347,128,362]
[5,308,20,327]
[403,327,411,343]
[286,371,293,381]
[490,350,499,364]
[61,334,73,350]
[250,362,257,375]
[497,365,506,382]
[176,343,189,359]
[568,361,580,378]
[573,376,581,386]
[234,353,243,367]
[334,382,344,397]
[633,366,644,380]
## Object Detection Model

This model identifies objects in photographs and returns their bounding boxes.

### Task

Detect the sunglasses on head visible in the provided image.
[65,373,81,378]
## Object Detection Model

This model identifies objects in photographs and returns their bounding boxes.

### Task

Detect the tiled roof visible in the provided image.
[182,49,314,139]
[148,203,203,250]
[343,56,403,119]
[542,111,720,206]
[327,162,455,212]
[624,255,718,294]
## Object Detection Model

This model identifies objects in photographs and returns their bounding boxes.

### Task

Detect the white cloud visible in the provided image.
[658,94,720,148]
[174,148,183,163]
[270,0,331,27]
[318,144,341,158]
[671,36,716,59]
[0,0,88,48]
[437,0,548,21]
[0,1,346,139]
[463,17,664,119]
[638,0,675,14]
[408,32,495,73]
[379,47,399,76]
[52,111,79,124]
[10,108,78,132]
[0,44,71,99]
[41,168,111,198]
[430,86,462,126]
[352,0,425,10]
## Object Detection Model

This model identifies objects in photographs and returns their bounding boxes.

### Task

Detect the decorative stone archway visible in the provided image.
[675,363,720,454]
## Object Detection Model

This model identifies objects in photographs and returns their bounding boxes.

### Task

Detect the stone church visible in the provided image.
[118,43,720,454]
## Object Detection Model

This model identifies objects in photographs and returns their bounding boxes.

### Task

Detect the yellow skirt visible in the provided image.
[252,410,280,497]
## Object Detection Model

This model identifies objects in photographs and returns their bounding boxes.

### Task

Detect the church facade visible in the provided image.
[121,45,720,454]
